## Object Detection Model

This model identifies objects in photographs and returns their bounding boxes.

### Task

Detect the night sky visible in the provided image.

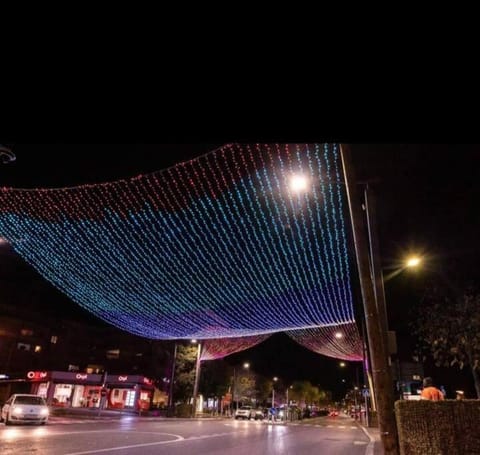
[1,144,479,398]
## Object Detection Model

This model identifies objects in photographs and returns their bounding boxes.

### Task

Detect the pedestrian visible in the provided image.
[420,377,444,401]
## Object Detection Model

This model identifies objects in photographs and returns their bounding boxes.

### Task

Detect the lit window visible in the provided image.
[50,335,58,344]
[106,349,120,359]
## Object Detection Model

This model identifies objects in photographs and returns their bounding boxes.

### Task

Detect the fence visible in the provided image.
[395,400,480,454]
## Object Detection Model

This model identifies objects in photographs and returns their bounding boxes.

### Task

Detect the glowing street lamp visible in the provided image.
[405,256,421,268]
[335,332,344,339]
[289,175,309,193]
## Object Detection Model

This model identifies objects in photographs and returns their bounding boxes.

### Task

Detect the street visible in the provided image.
[0,414,372,454]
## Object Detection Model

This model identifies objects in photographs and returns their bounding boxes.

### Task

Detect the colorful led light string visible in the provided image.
[200,334,272,361]
[286,322,363,361]
[0,144,361,359]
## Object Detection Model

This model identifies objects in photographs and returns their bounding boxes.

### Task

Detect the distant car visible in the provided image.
[1,394,49,425]
[253,408,265,420]
[234,405,253,420]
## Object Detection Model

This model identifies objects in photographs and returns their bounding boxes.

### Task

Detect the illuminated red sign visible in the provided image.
[27,371,48,380]
[143,377,152,385]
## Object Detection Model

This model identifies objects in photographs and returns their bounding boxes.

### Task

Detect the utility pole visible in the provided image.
[192,342,202,417]
[340,145,399,454]
[168,342,177,409]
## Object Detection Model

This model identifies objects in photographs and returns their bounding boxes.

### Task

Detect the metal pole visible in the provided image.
[168,342,177,408]
[234,367,237,412]
[98,371,107,417]
[192,342,202,417]
[286,387,289,423]
[340,144,398,454]
[365,186,391,360]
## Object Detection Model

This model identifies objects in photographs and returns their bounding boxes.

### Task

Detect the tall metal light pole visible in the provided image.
[272,376,278,409]
[234,362,250,411]
[340,145,399,454]
[168,342,177,409]
[192,340,202,417]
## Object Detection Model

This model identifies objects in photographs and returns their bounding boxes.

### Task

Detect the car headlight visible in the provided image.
[40,408,49,416]
[12,406,24,415]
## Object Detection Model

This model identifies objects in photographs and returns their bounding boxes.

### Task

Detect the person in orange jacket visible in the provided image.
[420,377,445,401]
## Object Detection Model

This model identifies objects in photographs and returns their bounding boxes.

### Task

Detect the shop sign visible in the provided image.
[143,377,152,385]
[76,373,88,380]
[27,371,48,380]
[118,375,128,381]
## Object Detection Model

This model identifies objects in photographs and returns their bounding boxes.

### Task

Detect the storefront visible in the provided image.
[26,371,154,411]
[106,375,154,411]
[27,370,103,408]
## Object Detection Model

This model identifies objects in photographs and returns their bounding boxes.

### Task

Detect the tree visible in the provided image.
[412,284,480,398]
[173,344,198,403]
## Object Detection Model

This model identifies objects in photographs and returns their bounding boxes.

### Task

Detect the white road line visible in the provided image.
[65,433,184,454]
[359,426,375,455]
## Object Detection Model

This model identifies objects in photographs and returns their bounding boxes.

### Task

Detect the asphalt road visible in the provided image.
[0,414,372,454]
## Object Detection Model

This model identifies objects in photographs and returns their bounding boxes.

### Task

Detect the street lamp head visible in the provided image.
[191,339,197,344]
[405,256,421,268]
[243,362,250,369]
[273,376,278,382]
[334,332,343,339]
[289,175,309,193]
[339,362,346,367]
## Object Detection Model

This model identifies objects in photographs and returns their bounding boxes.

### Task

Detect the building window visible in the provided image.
[21,329,34,336]
[51,335,58,344]
[17,342,31,351]
[106,349,120,359]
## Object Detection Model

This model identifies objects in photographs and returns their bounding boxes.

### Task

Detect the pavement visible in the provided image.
[357,422,383,455]
[49,408,384,453]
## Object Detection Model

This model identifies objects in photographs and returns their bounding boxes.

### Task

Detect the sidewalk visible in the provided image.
[49,407,226,423]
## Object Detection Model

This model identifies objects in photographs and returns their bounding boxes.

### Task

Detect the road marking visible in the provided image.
[353,441,368,445]
[359,426,375,455]
[65,433,184,454]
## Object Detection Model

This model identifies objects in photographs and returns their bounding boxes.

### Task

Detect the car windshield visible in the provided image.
[14,396,46,405]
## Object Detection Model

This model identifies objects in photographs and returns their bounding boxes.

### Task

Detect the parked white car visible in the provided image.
[1,394,49,425]
[234,405,253,420]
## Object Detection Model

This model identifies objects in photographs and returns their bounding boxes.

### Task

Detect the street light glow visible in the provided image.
[339,362,346,367]
[406,256,421,268]
[335,332,343,339]
[273,376,278,382]
[290,175,309,193]
[243,362,250,369]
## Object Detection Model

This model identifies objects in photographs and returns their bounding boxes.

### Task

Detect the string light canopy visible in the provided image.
[0,144,361,359]
[286,322,363,361]
[200,334,271,361]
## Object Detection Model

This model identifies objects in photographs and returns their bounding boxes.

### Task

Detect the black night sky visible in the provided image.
[1,144,479,399]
